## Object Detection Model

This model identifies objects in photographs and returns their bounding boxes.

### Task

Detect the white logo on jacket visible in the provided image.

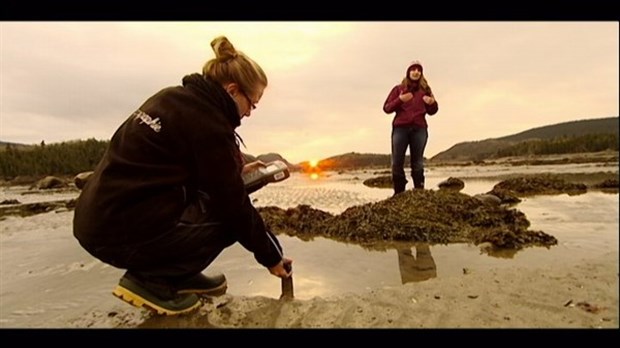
[132,110,161,133]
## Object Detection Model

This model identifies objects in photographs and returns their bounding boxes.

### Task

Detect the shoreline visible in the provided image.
[1,151,618,188]
[83,249,617,329]
[0,161,617,329]
[427,150,619,167]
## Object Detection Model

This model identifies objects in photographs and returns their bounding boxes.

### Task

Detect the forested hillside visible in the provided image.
[0,139,108,178]
[2,117,617,177]
[431,117,618,162]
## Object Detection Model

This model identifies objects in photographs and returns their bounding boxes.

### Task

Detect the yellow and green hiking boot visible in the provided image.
[113,272,201,316]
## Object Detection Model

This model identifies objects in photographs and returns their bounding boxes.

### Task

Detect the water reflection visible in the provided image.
[477,242,519,259]
[396,243,437,284]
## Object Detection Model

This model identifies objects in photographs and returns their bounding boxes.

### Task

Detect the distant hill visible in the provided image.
[301,116,618,170]
[299,152,393,171]
[497,117,619,142]
[431,117,618,162]
[0,141,33,151]
[4,116,617,174]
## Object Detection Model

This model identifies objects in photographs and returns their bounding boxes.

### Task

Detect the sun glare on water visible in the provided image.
[306,159,321,180]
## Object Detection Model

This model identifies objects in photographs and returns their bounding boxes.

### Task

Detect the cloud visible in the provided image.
[1,21,617,163]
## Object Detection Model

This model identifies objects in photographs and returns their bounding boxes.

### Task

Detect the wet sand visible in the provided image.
[0,164,618,328]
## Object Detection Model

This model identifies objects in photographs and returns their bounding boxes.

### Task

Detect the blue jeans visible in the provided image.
[391,126,428,193]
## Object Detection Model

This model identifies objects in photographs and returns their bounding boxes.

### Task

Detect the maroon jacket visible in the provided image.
[383,84,438,128]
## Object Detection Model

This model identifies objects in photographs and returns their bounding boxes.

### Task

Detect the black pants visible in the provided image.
[82,197,236,282]
[391,126,428,193]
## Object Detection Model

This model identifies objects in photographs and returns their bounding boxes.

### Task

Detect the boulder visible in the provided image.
[437,177,465,191]
[74,171,94,190]
[34,176,67,190]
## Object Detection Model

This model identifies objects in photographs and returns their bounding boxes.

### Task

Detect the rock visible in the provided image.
[0,199,77,218]
[486,188,522,204]
[473,193,502,206]
[477,242,494,252]
[34,176,67,190]
[492,174,587,197]
[437,177,465,191]
[363,175,392,189]
[74,171,94,190]
[592,178,619,189]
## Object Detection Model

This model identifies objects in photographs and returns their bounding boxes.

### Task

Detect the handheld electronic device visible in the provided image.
[243,160,290,192]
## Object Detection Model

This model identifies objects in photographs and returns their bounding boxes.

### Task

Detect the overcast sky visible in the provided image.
[1,22,618,163]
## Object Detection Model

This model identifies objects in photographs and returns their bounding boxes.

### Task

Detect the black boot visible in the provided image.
[393,180,407,195]
[412,170,425,190]
[392,173,407,195]
[112,271,201,316]
[175,272,227,297]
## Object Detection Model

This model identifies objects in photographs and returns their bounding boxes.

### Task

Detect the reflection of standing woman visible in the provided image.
[397,243,437,284]
[383,60,438,194]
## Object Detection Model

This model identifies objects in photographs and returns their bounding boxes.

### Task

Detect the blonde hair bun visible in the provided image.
[211,36,238,62]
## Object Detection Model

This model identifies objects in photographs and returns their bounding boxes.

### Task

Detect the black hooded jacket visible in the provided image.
[73,74,283,268]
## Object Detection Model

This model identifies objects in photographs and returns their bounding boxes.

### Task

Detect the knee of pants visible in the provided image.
[410,160,425,171]
[392,163,406,174]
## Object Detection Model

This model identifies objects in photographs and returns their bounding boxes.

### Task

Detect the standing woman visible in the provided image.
[383,60,438,194]
[73,36,292,315]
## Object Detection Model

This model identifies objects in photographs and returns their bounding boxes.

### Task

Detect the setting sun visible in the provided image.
[309,159,319,168]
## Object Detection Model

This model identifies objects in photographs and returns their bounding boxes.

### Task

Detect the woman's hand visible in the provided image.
[241,160,266,175]
[399,92,413,102]
[268,257,293,278]
[422,95,435,105]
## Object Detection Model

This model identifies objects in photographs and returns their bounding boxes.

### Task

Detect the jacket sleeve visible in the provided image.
[383,85,403,114]
[235,194,284,268]
[193,128,283,269]
[425,99,439,115]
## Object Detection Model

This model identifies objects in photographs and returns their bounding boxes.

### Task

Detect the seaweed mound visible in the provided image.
[490,173,587,197]
[362,175,392,189]
[257,189,557,251]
